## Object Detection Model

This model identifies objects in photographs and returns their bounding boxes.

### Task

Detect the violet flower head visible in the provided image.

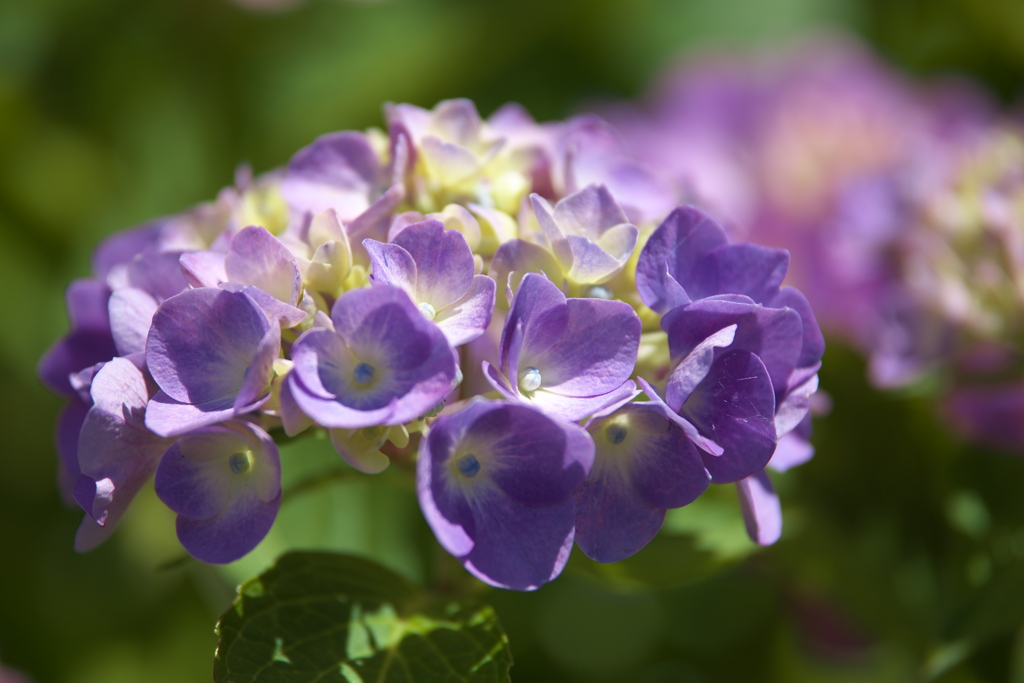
[145,287,281,437]
[574,402,710,563]
[285,285,456,429]
[417,399,594,590]
[364,219,496,347]
[484,272,641,422]
[155,420,281,564]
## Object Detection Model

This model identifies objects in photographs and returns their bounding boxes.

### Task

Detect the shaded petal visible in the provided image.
[663,324,737,412]
[523,297,640,397]
[737,471,782,545]
[775,372,819,438]
[691,243,789,303]
[682,351,777,483]
[528,380,641,422]
[109,288,158,357]
[393,220,475,309]
[769,286,826,368]
[329,428,391,474]
[435,275,496,347]
[234,324,281,411]
[463,492,576,591]
[147,288,269,405]
[553,184,630,238]
[225,226,302,306]
[144,391,238,438]
[176,490,280,564]
[636,206,728,313]
[179,251,227,288]
[573,467,665,563]
[364,240,418,293]
[501,272,568,374]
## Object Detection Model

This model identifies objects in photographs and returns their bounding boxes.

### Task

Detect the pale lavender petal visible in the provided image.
[528,382,641,422]
[179,250,227,288]
[234,324,281,411]
[775,372,819,438]
[144,391,237,438]
[220,282,308,328]
[346,184,405,261]
[281,131,381,220]
[562,233,631,284]
[364,240,418,293]
[553,184,630,238]
[522,297,640,397]
[490,239,564,296]
[91,220,163,277]
[392,220,475,309]
[769,431,815,473]
[225,225,302,306]
[147,287,270,405]
[737,471,782,545]
[435,275,496,347]
[108,288,158,356]
[109,250,189,302]
[663,324,738,412]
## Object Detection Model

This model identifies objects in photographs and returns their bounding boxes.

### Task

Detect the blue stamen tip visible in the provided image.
[353,362,375,386]
[457,453,481,478]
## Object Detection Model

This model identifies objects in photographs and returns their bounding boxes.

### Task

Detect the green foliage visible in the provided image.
[214,552,512,683]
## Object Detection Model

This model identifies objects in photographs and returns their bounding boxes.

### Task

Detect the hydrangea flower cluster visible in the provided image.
[40,98,823,590]
[608,36,1024,453]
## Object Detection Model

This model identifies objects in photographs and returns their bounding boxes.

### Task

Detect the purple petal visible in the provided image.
[500,272,568,375]
[463,493,577,591]
[529,381,641,422]
[636,206,728,313]
[147,288,270,405]
[775,372,819,438]
[179,251,227,288]
[662,299,803,393]
[108,288,158,356]
[521,297,640,397]
[690,243,789,303]
[769,431,815,473]
[144,391,237,438]
[109,251,189,302]
[346,184,405,261]
[225,226,302,306]
[38,279,117,396]
[663,325,737,412]
[364,240,418,293]
[490,239,564,296]
[176,490,280,564]
[769,286,826,368]
[435,275,496,347]
[76,359,170,528]
[234,325,281,412]
[392,220,475,309]
[281,131,381,220]
[637,379,724,457]
[573,467,666,563]
[682,351,777,483]
[737,471,782,546]
[553,184,630,238]
[219,282,308,328]
[91,220,163,277]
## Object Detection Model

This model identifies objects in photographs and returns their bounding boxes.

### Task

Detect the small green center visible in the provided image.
[229,450,254,475]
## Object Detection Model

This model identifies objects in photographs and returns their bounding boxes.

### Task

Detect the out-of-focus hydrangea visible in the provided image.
[607,35,1024,454]
[39,98,823,587]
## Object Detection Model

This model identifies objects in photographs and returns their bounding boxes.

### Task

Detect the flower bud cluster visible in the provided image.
[40,99,823,589]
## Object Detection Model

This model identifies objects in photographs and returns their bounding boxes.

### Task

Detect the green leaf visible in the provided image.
[214,551,512,683]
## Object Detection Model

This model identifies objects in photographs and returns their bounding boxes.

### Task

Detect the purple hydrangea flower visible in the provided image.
[145,288,281,437]
[483,272,641,421]
[417,398,594,590]
[155,420,281,564]
[364,219,496,347]
[531,184,639,285]
[285,285,456,429]
[73,357,174,552]
[574,402,710,562]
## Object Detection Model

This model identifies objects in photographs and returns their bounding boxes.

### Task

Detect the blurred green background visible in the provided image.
[3,0,1024,680]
